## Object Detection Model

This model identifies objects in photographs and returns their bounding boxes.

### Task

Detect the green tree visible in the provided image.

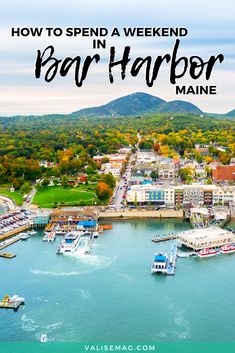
[20,182,31,194]
[150,170,158,179]
[61,175,68,188]
[101,173,116,190]
[41,179,50,187]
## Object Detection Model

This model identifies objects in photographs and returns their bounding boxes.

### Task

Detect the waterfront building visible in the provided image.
[178,227,235,251]
[212,186,235,205]
[126,184,165,205]
[126,183,235,208]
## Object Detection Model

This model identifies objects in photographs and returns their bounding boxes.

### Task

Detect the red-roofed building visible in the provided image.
[212,165,235,181]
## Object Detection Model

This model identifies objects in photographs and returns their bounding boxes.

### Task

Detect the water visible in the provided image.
[0,219,235,342]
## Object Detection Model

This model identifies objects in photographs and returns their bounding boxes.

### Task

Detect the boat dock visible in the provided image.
[152,234,177,243]
[0,252,16,259]
[0,300,21,309]
[0,235,22,250]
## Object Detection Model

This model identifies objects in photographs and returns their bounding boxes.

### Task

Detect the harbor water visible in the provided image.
[1,219,235,342]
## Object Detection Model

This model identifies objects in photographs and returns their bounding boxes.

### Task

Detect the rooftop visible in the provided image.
[179,227,235,250]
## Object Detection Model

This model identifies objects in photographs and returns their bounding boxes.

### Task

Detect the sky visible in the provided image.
[0,0,234,115]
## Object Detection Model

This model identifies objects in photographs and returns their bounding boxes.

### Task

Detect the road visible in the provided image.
[112,153,135,209]
[22,187,37,209]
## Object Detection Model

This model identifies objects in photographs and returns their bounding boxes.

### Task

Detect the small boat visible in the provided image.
[177,251,197,258]
[198,248,220,258]
[40,334,48,343]
[151,253,168,274]
[21,233,30,240]
[93,231,99,238]
[28,230,37,235]
[220,244,235,254]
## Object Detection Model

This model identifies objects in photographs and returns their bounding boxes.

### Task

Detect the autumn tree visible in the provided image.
[96,182,112,201]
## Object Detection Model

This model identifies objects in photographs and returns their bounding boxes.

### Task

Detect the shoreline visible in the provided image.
[99,209,184,219]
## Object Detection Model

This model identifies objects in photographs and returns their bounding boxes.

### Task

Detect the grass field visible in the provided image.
[0,188,23,205]
[33,186,99,208]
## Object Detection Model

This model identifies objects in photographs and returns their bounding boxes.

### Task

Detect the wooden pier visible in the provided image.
[0,224,31,242]
[152,234,178,243]
[0,237,22,250]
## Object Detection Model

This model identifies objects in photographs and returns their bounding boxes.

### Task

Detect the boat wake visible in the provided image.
[31,255,117,277]
[31,269,90,276]
[115,272,133,282]
[21,314,63,339]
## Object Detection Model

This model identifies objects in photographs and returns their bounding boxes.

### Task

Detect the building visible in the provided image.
[179,227,235,251]
[136,151,156,164]
[158,165,175,179]
[126,183,235,208]
[182,185,204,206]
[212,186,235,205]
[126,185,165,205]
[101,162,123,178]
[212,165,235,181]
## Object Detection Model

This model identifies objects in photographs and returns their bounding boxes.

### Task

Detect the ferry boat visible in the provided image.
[198,248,220,258]
[151,253,168,274]
[220,244,235,254]
[58,232,82,254]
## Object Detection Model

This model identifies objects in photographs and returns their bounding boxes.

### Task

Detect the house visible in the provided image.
[212,165,235,181]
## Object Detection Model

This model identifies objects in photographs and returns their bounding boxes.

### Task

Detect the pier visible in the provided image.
[152,234,177,243]
[0,235,22,250]
[167,242,177,275]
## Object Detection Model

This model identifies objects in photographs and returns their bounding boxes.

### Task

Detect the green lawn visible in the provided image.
[0,188,23,205]
[33,186,99,208]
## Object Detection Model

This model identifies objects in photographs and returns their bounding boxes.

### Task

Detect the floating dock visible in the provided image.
[0,252,16,259]
[166,242,177,275]
[152,234,177,243]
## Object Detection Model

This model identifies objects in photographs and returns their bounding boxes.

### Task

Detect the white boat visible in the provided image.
[10,295,25,304]
[40,334,48,343]
[21,233,30,240]
[151,253,168,274]
[28,230,37,235]
[58,232,82,254]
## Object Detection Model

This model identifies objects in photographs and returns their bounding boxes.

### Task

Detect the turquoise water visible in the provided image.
[1,219,235,342]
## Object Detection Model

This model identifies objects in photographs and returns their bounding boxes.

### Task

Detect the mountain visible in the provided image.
[153,100,202,114]
[226,109,235,118]
[72,92,203,117]
[72,92,165,117]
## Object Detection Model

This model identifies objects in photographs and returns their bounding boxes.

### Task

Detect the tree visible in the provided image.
[41,179,50,187]
[179,167,193,182]
[219,152,231,165]
[150,170,158,179]
[96,182,112,201]
[61,175,68,188]
[101,173,116,190]
[20,182,31,194]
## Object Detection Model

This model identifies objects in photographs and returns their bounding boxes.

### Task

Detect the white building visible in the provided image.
[136,151,156,164]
